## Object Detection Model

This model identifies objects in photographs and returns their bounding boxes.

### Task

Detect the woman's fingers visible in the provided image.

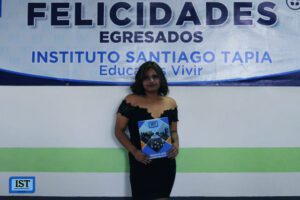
[140,155,151,165]
[134,151,151,165]
[142,157,151,165]
[167,146,179,159]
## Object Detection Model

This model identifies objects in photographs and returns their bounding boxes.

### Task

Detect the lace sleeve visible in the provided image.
[170,107,179,122]
[117,100,134,118]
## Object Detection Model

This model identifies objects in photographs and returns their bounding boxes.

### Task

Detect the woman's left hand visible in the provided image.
[167,143,179,159]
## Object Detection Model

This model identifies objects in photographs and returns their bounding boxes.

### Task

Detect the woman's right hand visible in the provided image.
[133,149,151,165]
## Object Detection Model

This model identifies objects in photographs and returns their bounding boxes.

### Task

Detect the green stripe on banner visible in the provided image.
[0,148,300,172]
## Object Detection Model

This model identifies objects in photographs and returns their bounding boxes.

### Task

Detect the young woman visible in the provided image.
[115,61,179,200]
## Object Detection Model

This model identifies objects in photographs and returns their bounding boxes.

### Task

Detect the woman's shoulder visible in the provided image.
[124,94,140,105]
[163,96,177,108]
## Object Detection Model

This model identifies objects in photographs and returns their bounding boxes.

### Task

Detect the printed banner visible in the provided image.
[0,0,300,85]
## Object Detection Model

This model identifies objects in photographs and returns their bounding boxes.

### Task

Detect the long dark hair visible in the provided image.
[131,61,169,96]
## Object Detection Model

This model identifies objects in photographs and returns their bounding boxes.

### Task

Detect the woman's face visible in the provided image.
[142,68,161,93]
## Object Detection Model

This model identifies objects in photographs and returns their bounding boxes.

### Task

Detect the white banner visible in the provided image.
[0,0,300,85]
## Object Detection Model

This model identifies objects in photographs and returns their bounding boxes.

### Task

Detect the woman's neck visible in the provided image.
[144,92,160,100]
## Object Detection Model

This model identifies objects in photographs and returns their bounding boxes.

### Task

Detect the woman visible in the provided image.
[115,61,179,200]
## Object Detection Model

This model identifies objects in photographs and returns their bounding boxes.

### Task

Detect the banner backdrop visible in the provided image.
[0,0,300,86]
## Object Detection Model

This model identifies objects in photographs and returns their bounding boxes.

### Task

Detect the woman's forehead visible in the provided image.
[145,68,157,74]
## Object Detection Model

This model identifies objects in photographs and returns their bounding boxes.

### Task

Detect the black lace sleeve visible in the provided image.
[170,107,179,122]
[117,100,134,118]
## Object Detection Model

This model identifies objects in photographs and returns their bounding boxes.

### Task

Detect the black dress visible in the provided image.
[117,99,178,200]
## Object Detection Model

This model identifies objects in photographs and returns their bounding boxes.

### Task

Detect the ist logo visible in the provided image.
[148,121,158,128]
[9,176,36,193]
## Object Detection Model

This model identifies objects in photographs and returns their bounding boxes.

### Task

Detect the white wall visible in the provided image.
[1,86,300,196]
[1,86,300,148]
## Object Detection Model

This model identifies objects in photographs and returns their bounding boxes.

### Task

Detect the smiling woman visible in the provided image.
[115,61,179,200]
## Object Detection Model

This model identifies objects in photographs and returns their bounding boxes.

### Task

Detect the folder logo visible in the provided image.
[148,121,158,128]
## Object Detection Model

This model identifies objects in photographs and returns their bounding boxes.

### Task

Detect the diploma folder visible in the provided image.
[138,117,172,159]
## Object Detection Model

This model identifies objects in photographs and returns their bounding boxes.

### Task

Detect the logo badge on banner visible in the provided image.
[286,0,300,10]
[9,176,36,193]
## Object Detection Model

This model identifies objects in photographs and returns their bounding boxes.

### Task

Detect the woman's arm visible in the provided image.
[167,96,179,159]
[115,113,151,165]
[168,121,179,159]
[171,122,179,148]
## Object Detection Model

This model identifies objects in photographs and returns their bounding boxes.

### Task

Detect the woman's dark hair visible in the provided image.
[131,61,169,96]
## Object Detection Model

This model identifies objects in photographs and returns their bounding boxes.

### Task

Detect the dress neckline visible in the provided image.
[123,100,177,119]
